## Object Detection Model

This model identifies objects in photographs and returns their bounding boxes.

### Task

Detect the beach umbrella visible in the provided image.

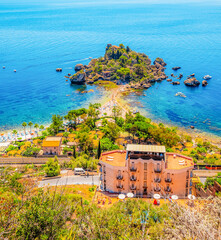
[153,194,161,199]
[127,192,134,198]
[171,195,178,200]
[188,194,196,200]
[118,194,126,200]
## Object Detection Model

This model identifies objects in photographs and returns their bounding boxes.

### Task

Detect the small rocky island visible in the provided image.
[69,44,167,90]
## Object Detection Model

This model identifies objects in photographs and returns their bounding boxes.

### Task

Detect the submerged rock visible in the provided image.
[167,78,172,82]
[56,68,62,72]
[184,77,200,87]
[171,81,180,85]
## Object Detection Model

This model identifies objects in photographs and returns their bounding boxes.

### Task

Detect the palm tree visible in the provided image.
[22,122,27,139]
[40,125,44,131]
[28,121,33,133]
[34,123,39,136]
[12,129,17,135]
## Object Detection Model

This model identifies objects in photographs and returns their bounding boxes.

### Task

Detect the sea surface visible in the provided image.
[0,0,221,136]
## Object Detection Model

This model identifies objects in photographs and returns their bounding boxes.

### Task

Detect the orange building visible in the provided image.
[99,144,194,198]
[42,137,62,155]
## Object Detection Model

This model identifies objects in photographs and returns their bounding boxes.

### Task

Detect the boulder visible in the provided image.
[172,66,181,71]
[70,71,86,84]
[184,77,200,87]
[202,80,208,86]
[56,68,62,72]
[74,64,84,72]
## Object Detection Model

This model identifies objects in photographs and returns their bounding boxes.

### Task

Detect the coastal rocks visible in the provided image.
[177,74,183,80]
[202,80,208,86]
[154,57,167,67]
[172,66,181,71]
[167,78,172,82]
[56,68,62,72]
[171,81,180,85]
[70,71,86,84]
[190,126,195,129]
[74,64,84,72]
[184,77,200,87]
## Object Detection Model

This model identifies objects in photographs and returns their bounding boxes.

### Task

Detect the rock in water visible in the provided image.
[74,64,84,72]
[172,67,181,70]
[70,71,86,84]
[184,77,200,87]
[171,81,180,85]
[56,68,62,72]
[202,80,208,86]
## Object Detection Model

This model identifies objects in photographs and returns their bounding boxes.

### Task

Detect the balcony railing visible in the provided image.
[154,168,162,173]
[116,175,123,180]
[130,185,136,190]
[103,170,106,174]
[130,176,137,181]
[130,154,164,161]
[116,184,123,189]
[165,187,171,192]
[154,178,161,183]
[165,178,172,183]
[130,167,137,172]
[154,187,161,192]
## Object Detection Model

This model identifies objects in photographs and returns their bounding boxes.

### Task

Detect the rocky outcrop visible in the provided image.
[177,74,183,80]
[74,64,84,72]
[70,71,86,84]
[154,58,167,67]
[172,66,181,71]
[184,77,200,87]
[202,80,208,86]
[167,79,172,82]
[56,68,62,72]
[171,81,180,85]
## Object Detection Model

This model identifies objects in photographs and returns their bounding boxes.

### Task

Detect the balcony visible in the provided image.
[154,187,161,192]
[143,185,147,188]
[154,178,161,183]
[154,168,162,173]
[130,185,136,190]
[116,184,123,189]
[130,176,137,181]
[116,175,123,180]
[103,170,106,174]
[165,187,171,192]
[130,167,137,172]
[165,178,172,183]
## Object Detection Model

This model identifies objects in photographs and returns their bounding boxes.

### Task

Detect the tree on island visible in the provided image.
[28,121,33,133]
[22,122,27,138]
[45,156,60,177]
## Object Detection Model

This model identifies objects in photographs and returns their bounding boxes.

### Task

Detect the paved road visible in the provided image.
[39,175,100,187]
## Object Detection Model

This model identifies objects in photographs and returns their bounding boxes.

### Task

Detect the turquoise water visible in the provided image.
[0,1,221,136]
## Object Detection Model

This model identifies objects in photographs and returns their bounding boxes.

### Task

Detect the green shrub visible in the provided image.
[44,157,60,177]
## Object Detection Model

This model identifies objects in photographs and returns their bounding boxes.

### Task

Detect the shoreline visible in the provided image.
[1,84,221,147]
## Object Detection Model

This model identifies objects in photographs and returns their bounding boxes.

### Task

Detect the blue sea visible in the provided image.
[0,0,221,136]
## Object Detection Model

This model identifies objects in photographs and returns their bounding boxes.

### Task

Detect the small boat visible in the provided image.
[3,66,5,69]
[175,92,186,98]
[89,57,92,59]
[14,69,16,72]
[203,75,212,80]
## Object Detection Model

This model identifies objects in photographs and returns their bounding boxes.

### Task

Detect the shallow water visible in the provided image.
[0,0,221,136]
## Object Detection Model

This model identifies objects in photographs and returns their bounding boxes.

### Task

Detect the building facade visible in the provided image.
[42,137,62,155]
[99,144,194,198]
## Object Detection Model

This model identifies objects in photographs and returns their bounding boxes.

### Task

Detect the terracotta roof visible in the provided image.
[166,153,194,170]
[99,150,126,167]
[126,144,166,153]
[42,137,62,147]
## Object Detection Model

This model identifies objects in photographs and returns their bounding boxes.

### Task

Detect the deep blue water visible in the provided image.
[0,0,221,136]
